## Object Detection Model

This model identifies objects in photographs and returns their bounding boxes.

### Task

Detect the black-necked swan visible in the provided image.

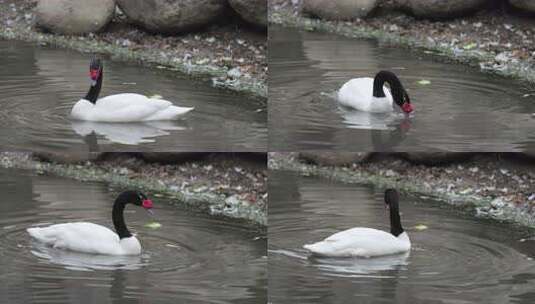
[338,71,414,114]
[303,189,411,258]
[70,58,194,122]
[27,191,153,256]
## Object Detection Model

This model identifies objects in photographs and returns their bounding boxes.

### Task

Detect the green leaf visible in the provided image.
[417,80,431,85]
[414,224,428,231]
[144,222,162,229]
[463,43,477,50]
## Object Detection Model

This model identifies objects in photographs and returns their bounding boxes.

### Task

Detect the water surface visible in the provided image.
[269,27,535,151]
[0,40,266,152]
[0,169,266,303]
[269,171,535,303]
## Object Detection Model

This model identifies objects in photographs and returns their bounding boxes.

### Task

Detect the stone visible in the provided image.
[299,152,372,166]
[510,0,535,13]
[229,0,267,27]
[401,153,473,165]
[402,0,488,19]
[302,0,378,20]
[36,0,115,34]
[140,153,209,164]
[116,0,228,34]
[33,152,103,164]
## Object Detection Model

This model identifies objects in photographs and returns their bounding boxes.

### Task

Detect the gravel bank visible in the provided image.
[269,152,535,228]
[1,0,267,100]
[0,152,267,227]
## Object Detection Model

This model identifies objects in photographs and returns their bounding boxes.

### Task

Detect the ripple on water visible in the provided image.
[0,170,266,303]
[269,27,535,151]
[0,41,267,152]
[268,171,535,304]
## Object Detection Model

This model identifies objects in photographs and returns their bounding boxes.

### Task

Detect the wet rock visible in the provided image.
[116,0,228,34]
[36,0,115,34]
[33,152,103,164]
[229,0,267,28]
[299,152,371,166]
[402,0,487,19]
[302,0,378,20]
[140,153,209,164]
[510,0,535,13]
[401,153,473,165]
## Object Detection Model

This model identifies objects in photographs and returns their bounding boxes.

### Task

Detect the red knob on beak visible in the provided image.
[401,102,413,114]
[142,199,153,209]
[89,69,99,81]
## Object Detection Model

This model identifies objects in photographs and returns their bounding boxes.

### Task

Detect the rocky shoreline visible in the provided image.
[270,0,535,86]
[1,0,267,99]
[0,152,268,227]
[269,152,535,228]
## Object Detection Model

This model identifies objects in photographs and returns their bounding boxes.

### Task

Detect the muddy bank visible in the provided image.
[269,152,535,228]
[0,152,267,227]
[270,0,535,87]
[1,0,267,99]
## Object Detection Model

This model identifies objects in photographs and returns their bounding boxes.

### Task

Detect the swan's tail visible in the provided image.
[27,227,57,245]
[303,241,332,256]
[144,105,194,121]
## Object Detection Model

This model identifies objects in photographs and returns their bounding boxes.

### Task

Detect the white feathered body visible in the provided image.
[27,222,141,255]
[71,93,194,122]
[338,78,394,113]
[303,228,410,258]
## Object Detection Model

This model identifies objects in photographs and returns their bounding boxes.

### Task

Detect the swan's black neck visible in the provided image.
[84,69,103,104]
[373,71,404,105]
[112,192,132,239]
[389,205,404,237]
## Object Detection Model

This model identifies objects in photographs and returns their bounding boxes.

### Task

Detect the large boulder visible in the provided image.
[116,0,228,34]
[510,0,535,13]
[303,0,378,20]
[229,0,267,28]
[401,0,487,18]
[36,0,115,34]
[299,152,372,166]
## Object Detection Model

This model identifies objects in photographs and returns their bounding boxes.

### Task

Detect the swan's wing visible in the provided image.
[338,78,393,112]
[304,228,405,257]
[91,94,174,122]
[28,222,121,254]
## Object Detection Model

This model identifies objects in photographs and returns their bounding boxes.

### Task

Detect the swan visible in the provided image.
[303,189,411,258]
[27,190,153,256]
[338,71,414,114]
[70,58,194,122]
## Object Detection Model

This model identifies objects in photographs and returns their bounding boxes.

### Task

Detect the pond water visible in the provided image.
[269,171,535,304]
[269,27,535,151]
[0,169,266,304]
[0,40,267,152]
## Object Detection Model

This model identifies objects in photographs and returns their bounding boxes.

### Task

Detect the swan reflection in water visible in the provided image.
[309,252,410,277]
[338,105,412,150]
[30,241,147,271]
[71,120,188,146]
[271,249,409,277]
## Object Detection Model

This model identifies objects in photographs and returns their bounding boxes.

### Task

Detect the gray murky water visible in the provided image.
[269,27,535,151]
[0,40,267,152]
[268,171,535,304]
[0,169,266,303]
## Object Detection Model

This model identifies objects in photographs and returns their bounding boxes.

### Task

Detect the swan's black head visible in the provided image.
[89,57,103,82]
[373,71,413,114]
[384,188,404,237]
[112,191,153,239]
[117,190,153,210]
